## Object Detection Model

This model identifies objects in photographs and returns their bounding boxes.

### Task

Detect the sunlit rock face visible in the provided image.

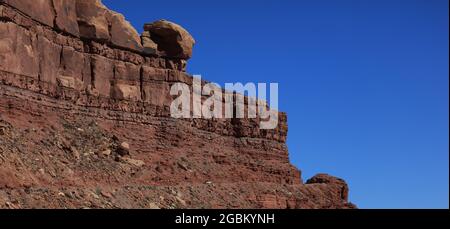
[0,0,355,209]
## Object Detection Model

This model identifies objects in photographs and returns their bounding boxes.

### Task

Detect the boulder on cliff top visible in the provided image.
[143,20,195,60]
[306,173,347,185]
[306,173,350,201]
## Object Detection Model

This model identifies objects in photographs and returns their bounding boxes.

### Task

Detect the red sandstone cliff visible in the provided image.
[0,0,355,209]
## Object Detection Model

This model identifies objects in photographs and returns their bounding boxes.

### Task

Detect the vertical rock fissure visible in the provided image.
[49,0,57,31]
[58,45,64,72]
[139,65,144,102]
[89,55,95,90]
[36,33,42,82]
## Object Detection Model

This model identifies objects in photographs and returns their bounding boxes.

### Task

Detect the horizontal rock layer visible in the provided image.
[0,86,353,209]
[1,0,142,51]
[0,2,287,142]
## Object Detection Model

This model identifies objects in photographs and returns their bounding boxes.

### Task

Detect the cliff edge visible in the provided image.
[0,0,355,209]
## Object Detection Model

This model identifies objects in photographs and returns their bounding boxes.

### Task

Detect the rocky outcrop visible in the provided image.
[0,0,286,141]
[0,0,355,209]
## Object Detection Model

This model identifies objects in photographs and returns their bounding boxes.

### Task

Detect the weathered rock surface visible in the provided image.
[74,0,143,51]
[109,12,143,52]
[75,0,110,41]
[53,0,80,37]
[0,0,355,209]
[1,0,55,27]
[141,31,159,55]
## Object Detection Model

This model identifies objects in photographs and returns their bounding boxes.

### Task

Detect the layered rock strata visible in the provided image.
[0,0,355,209]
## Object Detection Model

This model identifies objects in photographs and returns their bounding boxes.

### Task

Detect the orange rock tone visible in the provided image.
[0,0,355,209]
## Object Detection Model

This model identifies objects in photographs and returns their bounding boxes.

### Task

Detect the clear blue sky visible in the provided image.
[103,0,449,209]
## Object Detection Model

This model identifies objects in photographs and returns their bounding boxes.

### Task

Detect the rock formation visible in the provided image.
[0,0,355,209]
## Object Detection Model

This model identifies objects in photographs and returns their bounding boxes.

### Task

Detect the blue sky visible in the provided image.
[103,0,449,209]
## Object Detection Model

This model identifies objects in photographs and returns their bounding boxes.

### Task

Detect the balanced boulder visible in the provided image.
[143,20,195,59]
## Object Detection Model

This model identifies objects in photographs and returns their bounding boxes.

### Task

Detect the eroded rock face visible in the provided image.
[1,0,55,27]
[71,1,141,52]
[0,1,355,209]
[53,0,80,37]
[1,0,191,58]
[0,22,39,79]
[307,174,350,201]
[144,20,196,59]
[75,0,110,41]
[109,12,143,52]
[75,0,143,52]
[141,31,158,55]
